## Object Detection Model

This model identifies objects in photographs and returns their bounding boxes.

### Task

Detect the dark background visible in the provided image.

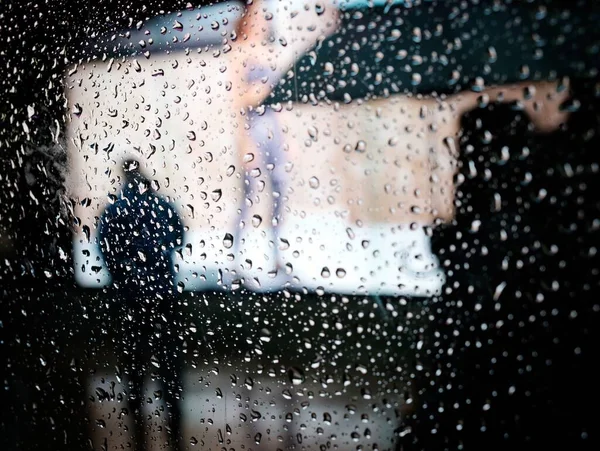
[1,1,599,450]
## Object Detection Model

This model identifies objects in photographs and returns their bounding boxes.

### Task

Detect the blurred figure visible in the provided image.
[231,0,339,279]
[98,159,185,451]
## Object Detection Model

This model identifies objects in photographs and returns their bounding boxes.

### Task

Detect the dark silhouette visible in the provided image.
[98,159,185,451]
[403,81,600,451]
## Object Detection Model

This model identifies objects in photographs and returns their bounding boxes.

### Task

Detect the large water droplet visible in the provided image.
[259,328,272,342]
[288,367,305,385]
[223,233,234,249]
[251,215,262,228]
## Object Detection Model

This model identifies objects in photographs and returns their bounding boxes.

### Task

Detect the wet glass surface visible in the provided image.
[2,1,599,450]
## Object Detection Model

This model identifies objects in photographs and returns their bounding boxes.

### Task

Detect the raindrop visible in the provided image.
[251,215,262,227]
[355,364,367,374]
[309,177,320,189]
[150,355,160,368]
[361,387,372,399]
[278,238,290,250]
[211,189,222,202]
[223,233,234,249]
[259,328,272,342]
[288,367,306,385]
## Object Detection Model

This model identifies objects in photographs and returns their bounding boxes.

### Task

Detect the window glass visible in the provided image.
[2,1,599,450]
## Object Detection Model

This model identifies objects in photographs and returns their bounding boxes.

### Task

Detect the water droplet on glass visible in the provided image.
[259,328,272,342]
[223,233,234,249]
[309,177,320,189]
[288,367,305,385]
[251,215,262,227]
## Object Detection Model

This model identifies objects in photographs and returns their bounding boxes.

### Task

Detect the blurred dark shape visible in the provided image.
[98,159,185,451]
[271,0,600,103]
[406,79,600,451]
[99,159,183,293]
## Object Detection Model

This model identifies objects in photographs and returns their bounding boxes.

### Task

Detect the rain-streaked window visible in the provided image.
[2,1,599,450]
